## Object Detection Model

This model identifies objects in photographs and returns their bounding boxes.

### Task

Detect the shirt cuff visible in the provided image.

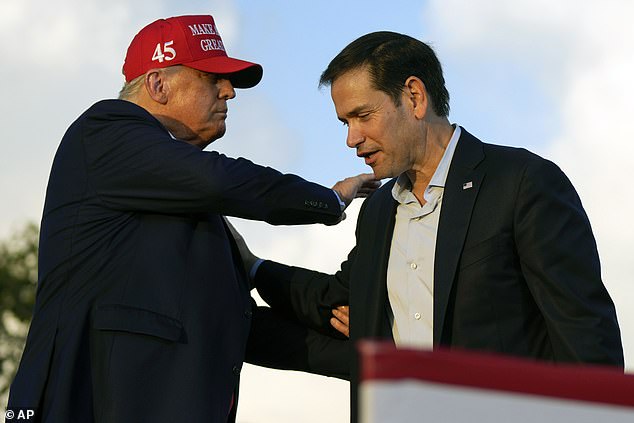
[249,258,265,281]
[332,190,346,211]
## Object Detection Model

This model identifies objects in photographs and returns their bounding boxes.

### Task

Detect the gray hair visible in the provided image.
[118,66,186,100]
[118,74,146,100]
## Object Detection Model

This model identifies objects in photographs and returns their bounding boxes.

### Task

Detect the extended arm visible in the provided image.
[80,101,370,225]
[245,304,350,380]
[255,259,351,338]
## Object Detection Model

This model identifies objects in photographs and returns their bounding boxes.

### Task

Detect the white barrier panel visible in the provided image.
[358,342,634,423]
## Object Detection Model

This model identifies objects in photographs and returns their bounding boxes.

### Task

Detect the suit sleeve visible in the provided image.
[514,158,623,366]
[81,104,341,225]
[254,201,369,337]
[255,260,350,338]
[245,305,350,380]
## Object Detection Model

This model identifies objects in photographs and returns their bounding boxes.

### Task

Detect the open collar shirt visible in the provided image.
[386,125,461,349]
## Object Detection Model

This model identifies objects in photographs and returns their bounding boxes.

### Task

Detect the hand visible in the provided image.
[224,217,260,288]
[330,305,350,338]
[332,173,381,209]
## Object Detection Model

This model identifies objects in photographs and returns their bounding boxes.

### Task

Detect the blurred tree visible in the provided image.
[0,223,38,403]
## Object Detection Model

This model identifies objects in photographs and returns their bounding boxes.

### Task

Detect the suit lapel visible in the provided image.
[359,181,397,338]
[434,128,485,344]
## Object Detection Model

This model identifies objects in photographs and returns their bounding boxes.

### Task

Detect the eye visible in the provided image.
[201,72,220,85]
[340,120,349,127]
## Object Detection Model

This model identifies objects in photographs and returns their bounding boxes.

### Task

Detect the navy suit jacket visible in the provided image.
[256,128,624,421]
[8,99,343,422]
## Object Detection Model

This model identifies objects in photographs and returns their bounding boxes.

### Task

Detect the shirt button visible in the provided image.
[410,262,418,270]
[414,312,421,320]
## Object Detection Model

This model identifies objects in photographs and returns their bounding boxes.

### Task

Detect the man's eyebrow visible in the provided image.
[344,104,372,118]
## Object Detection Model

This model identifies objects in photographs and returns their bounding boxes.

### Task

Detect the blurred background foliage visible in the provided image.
[0,223,38,405]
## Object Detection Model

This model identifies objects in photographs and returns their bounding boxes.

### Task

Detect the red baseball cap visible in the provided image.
[122,15,263,88]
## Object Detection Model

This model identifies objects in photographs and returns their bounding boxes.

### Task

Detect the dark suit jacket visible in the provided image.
[7,99,344,423]
[256,128,624,421]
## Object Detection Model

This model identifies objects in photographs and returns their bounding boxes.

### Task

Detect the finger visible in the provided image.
[333,307,349,326]
[337,305,349,314]
[357,172,376,181]
[366,181,382,188]
[330,317,350,338]
[358,185,379,192]
[359,181,381,191]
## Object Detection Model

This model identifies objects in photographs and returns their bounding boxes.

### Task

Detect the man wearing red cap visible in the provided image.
[6,15,376,422]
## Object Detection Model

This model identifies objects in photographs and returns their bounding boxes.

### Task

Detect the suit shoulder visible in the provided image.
[482,142,540,162]
[82,99,157,123]
[483,143,561,170]
[60,100,171,159]
[481,143,570,187]
[356,178,396,217]
[367,178,396,203]
[72,99,168,143]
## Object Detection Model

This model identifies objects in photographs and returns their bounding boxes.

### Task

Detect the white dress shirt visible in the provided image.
[387,125,461,349]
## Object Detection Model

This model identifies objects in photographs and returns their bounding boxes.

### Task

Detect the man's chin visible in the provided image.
[370,166,386,180]
[204,128,227,146]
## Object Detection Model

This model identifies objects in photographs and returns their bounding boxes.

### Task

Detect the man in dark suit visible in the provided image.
[243,31,624,421]
[6,15,376,423]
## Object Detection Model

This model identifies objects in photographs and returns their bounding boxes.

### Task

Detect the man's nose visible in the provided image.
[218,78,236,100]
[346,126,364,149]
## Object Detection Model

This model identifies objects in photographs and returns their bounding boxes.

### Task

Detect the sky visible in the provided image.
[1,0,633,421]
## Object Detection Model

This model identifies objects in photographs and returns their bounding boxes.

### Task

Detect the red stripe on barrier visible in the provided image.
[358,341,634,408]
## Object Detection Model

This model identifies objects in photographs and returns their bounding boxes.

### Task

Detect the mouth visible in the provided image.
[358,150,378,166]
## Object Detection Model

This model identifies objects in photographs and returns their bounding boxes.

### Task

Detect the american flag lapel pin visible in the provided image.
[463,181,473,190]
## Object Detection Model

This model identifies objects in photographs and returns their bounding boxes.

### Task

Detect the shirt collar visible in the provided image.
[392,125,461,203]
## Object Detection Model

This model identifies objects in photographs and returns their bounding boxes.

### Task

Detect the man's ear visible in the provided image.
[144,69,169,104]
[404,76,428,120]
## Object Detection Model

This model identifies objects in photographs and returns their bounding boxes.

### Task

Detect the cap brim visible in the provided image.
[185,56,263,88]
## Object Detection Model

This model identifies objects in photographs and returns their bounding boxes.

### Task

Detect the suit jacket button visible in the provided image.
[244,310,253,318]
[232,365,241,375]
